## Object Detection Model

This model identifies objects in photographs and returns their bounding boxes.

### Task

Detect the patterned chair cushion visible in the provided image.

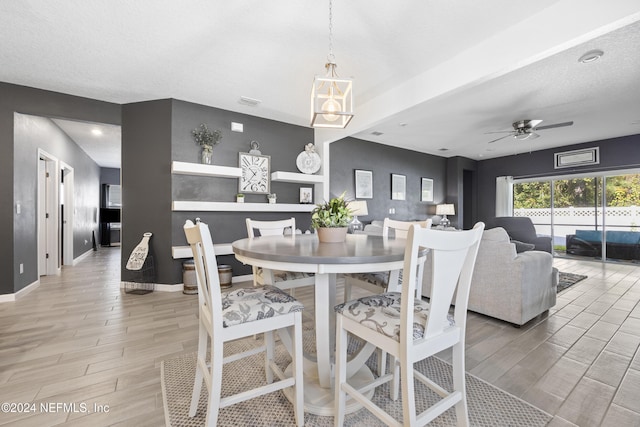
[343,272,390,288]
[221,286,304,328]
[256,268,314,282]
[334,292,454,341]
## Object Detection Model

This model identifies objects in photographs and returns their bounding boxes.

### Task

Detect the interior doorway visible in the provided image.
[38,150,59,276]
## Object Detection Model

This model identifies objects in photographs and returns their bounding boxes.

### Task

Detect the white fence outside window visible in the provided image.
[513,206,640,246]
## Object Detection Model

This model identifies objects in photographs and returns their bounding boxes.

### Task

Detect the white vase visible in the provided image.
[316,227,348,243]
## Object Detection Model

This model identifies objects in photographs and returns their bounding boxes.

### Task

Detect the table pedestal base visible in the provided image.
[283,364,375,416]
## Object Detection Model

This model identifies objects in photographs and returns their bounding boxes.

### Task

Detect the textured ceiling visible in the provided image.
[1,1,639,167]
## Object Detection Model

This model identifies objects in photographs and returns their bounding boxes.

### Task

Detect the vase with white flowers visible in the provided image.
[192,123,222,164]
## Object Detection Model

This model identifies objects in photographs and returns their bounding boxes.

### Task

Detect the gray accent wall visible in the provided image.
[476,134,640,222]
[0,82,121,295]
[329,138,448,223]
[122,98,315,285]
[170,99,315,281]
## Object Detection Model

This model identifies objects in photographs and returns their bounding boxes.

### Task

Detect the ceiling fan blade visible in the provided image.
[535,121,574,130]
[487,134,514,144]
[527,119,543,128]
[484,130,514,135]
[529,132,540,140]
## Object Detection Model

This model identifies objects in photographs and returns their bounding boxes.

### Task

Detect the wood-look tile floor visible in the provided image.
[1,247,639,426]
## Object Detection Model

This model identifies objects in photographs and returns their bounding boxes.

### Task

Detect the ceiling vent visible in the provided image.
[238,96,261,107]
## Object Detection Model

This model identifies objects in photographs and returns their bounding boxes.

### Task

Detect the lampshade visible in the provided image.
[436,204,455,216]
[349,200,368,216]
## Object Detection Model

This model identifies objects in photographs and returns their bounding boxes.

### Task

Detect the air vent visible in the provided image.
[371,131,384,136]
[238,96,261,107]
[555,147,599,169]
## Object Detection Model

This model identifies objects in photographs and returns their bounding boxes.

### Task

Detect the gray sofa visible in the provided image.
[422,227,558,326]
[487,216,553,253]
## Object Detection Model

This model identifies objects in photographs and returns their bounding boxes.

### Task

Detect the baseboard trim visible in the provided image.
[0,279,40,303]
[73,248,95,265]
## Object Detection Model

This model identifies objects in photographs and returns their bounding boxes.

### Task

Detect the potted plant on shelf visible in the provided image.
[311,192,353,243]
[236,193,245,203]
[192,123,222,165]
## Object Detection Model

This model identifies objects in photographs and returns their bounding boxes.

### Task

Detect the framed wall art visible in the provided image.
[300,187,313,204]
[355,169,373,199]
[421,177,434,202]
[391,174,406,200]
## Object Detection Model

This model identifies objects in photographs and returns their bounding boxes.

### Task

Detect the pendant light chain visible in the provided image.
[327,0,335,64]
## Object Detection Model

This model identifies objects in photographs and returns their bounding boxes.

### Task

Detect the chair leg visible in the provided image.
[334,315,348,427]
[377,349,387,377]
[264,330,274,384]
[390,355,400,401]
[343,279,352,302]
[401,356,417,426]
[205,339,224,427]
[292,312,304,427]
[452,342,470,426]
[189,324,208,417]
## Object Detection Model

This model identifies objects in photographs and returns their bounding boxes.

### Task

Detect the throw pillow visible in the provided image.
[511,239,535,253]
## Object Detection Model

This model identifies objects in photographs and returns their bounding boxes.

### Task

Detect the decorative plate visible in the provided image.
[296,143,321,174]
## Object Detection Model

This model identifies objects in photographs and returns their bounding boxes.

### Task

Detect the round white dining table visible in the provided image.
[232,233,411,416]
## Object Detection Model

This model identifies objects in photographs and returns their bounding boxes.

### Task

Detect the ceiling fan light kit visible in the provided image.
[311,0,354,129]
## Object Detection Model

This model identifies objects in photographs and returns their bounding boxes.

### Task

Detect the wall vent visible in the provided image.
[554,147,599,169]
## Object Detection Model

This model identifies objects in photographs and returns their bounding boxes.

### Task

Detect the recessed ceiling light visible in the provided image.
[398,122,408,127]
[91,128,103,136]
[578,49,604,63]
[371,131,384,136]
[438,148,449,152]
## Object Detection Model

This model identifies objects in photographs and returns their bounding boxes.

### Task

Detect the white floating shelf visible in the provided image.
[171,161,241,178]
[271,171,324,184]
[172,201,315,212]
[173,244,233,259]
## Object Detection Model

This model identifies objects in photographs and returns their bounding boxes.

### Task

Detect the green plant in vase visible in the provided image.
[311,192,353,242]
[192,123,222,164]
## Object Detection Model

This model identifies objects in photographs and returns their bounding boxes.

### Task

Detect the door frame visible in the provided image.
[37,149,60,276]
[60,161,74,266]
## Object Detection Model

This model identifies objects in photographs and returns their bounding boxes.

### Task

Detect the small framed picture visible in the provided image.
[300,187,313,204]
[391,174,406,200]
[355,169,373,199]
[421,178,434,202]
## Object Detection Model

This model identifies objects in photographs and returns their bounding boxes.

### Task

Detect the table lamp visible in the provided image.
[436,204,455,228]
[348,200,368,233]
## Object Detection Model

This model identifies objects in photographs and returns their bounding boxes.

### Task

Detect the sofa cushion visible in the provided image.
[483,227,511,242]
[511,239,536,253]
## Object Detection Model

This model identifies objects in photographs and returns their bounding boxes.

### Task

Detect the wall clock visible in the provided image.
[239,152,270,194]
[296,143,322,174]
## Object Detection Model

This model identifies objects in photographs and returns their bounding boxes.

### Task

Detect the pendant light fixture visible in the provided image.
[311,0,354,129]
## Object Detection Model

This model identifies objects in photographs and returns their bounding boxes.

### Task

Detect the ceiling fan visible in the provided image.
[486,119,573,143]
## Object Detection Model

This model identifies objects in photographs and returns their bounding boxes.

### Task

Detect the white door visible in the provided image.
[38,151,60,276]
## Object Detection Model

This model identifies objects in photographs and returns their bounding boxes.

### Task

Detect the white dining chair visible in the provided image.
[184,220,305,427]
[343,218,432,301]
[334,222,484,427]
[246,217,315,291]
